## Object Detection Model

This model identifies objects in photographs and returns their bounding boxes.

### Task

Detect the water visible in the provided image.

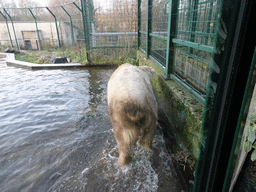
[0,60,186,191]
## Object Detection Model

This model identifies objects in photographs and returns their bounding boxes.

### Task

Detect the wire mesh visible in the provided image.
[0,0,85,50]
[138,0,222,96]
[173,0,222,95]
[89,0,137,63]
[139,0,168,67]
[150,0,169,67]
[176,0,219,47]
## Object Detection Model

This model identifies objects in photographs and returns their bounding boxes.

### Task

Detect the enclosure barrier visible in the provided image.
[1,0,256,191]
[138,0,222,102]
[0,0,87,50]
[0,0,137,63]
[139,0,256,191]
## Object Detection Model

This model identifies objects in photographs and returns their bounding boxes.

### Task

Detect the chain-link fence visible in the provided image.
[0,0,86,50]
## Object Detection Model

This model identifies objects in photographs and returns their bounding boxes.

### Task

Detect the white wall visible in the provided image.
[0,21,81,49]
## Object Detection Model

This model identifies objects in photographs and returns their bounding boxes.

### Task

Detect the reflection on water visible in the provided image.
[0,61,185,191]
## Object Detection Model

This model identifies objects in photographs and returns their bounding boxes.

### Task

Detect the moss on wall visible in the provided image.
[137,50,204,160]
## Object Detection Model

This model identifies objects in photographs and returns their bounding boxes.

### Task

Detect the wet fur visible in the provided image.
[107,64,158,166]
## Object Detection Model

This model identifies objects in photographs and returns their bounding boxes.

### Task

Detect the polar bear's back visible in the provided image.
[107,63,157,119]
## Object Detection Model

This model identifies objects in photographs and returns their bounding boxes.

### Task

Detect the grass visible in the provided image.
[14,47,89,65]
[12,46,138,66]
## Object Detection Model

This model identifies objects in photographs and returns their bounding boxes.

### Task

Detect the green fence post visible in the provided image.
[79,0,90,62]
[4,9,20,50]
[146,0,152,57]
[138,0,141,49]
[188,0,199,54]
[61,6,74,46]
[73,1,88,45]
[0,11,13,48]
[73,1,90,62]
[28,8,41,50]
[87,0,93,35]
[164,0,178,79]
[193,0,255,191]
[46,7,61,48]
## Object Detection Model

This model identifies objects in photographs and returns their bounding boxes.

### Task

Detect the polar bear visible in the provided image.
[107,63,158,166]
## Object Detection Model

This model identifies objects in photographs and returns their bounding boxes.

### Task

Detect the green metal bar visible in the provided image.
[146,0,152,57]
[171,74,205,103]
[90,46,137,49]
[149,33,167,40]
[3,9,19,50]
[0,11,13,48]
[149,55,166,71]
[164,0,178,78]
[173,39,214,53]
[46,7,61,48]
[80,0,90,62]
[73,2,87,46]
[223,46,256,192]
[73,2,82,12]
[139,31,147,35]
[28,8,41,50]
[138,0,141,49]
[87,0,93,35]
[61,6,74,45]
[73,1,89,46]
[193,0,254,190]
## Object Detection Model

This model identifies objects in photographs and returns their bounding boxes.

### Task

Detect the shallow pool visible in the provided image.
[0,60,186,191]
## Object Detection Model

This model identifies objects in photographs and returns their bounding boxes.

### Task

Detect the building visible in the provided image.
[0,21,83,50]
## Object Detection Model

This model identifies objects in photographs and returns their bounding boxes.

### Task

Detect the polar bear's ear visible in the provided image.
[138,66,155,75]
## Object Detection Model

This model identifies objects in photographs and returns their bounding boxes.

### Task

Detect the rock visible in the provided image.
[5,48,20,54]
[49,57,68,64]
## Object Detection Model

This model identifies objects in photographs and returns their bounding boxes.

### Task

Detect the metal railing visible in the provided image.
[138,0,222,102]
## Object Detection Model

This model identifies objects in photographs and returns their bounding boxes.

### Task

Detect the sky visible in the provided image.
[3,0,49,7]
[38,0,48,6]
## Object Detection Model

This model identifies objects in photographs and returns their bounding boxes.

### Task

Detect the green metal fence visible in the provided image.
[138,0,222,102]
[87,0,138,63]
[0,0,137,64]
[0,0,86,50]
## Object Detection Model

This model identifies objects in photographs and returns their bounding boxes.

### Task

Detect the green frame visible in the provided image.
[28,8,41,50]
[3,9,19,50]
[46,7,61,48]
[138,0,256,191]
[0,11,13,48]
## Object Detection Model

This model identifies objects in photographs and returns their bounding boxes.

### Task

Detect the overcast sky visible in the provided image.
[38,0,48,6]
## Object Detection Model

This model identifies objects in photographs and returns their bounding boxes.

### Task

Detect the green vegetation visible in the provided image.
[137,49,204,164]
[89,48,138,65]
[11,46,138,66]
[14,47,88,64]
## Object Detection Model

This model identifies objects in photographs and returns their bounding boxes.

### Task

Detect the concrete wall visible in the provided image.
[137,50,204,160]
[0,21,81,49]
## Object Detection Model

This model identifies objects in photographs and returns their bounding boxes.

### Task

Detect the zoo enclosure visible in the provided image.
[138,0,222,102]
[1,0,256,191]
[0,0,222,101]
[0,0,138,63]
[0,0,87,50]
